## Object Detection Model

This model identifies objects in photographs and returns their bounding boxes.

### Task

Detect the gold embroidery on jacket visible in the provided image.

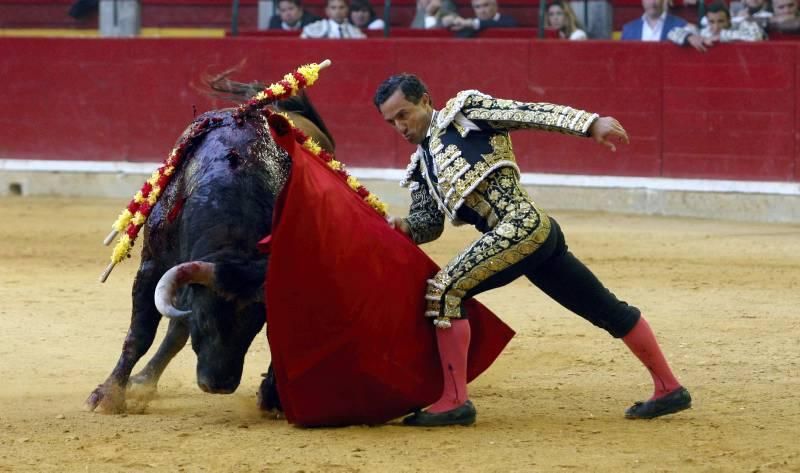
[464,101,595,136]
[435,145,464,177]
[463,180,498,229]
[437,90,492,129]
[452,119,467,137]
[448,134,515,209]
[425,168,551,318]
[424,90,596,223]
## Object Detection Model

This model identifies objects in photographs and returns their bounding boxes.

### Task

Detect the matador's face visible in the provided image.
[379,89,433,145]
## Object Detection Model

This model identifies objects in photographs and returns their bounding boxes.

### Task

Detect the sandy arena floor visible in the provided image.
[1,196,799,472]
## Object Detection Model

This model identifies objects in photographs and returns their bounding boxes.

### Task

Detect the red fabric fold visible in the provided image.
[264,125,515,427]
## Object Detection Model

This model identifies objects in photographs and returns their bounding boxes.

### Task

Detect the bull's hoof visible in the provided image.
[129,370,157,388]
[85,382,126,414]
[126,381,157,414]
[257,370,282,413]
[262,409,286,420]
[128,373,159,399]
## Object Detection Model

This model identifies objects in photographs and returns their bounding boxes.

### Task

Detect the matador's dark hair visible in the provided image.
[373,74,431,109]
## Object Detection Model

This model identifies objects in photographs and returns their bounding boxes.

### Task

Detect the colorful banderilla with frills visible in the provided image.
[100,59,388,283]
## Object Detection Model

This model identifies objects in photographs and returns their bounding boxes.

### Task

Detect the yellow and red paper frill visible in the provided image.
[101,60,388,282]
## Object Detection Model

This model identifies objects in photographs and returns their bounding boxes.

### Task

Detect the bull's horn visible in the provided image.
[154,261,216,319]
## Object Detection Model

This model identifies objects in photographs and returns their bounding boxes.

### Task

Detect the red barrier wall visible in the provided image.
[0,37,798,182]
[0,0,702,33]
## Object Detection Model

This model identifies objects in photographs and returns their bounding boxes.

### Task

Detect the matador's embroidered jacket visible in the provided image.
[400,89,599,244]
[399,90,599,326]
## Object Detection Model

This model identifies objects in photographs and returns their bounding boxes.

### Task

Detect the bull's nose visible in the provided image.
[198,381,235,394]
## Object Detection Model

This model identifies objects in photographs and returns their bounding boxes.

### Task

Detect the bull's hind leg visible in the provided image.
[128,318,189,400]
[86,260,163,413]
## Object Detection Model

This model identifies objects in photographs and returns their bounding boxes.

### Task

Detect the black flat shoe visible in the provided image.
[402,400,477,427]
[625,386,692,419]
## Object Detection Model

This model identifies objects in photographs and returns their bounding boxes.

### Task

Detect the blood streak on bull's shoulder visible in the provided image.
[167,197,185,223]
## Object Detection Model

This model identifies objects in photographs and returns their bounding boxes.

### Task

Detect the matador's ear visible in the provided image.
[421,92,433,108]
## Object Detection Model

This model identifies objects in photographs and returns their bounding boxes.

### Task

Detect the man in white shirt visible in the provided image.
[730,0,772,29]
[669,1,764,51]
[769,0,800,33]
[301,0,366,38]
[621,0,687,41]
[441,0,518,37]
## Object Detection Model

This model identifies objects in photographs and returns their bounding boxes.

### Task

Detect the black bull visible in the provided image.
[86,95,334,413]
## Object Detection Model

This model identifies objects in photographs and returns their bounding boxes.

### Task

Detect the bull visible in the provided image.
[86,82,334,413]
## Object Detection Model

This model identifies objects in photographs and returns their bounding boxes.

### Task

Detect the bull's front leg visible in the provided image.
[128,317,190,400]
[257,363,282,414]
[86,260,163,413]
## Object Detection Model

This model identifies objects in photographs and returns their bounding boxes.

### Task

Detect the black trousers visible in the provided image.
[464,217,641,338]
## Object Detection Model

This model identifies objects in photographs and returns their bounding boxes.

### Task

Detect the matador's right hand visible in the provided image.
[387,216,412,237]
[589,116,630,152]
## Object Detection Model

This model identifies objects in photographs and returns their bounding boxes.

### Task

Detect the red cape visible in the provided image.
[262,123,514,427]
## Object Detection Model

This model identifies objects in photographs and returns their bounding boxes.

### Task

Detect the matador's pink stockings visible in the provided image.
[427,316,679,412]
[427,318,471,414]
[622,316,682,400]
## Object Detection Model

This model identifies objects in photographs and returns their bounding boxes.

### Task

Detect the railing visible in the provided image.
[0,0,795,40]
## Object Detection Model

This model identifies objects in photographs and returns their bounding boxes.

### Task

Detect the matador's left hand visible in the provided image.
[589,116,629,152]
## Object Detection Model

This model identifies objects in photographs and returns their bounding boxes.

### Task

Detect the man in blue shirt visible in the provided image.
[622,0,687,40]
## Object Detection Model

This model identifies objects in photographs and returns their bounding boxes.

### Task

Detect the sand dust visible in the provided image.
[1,196,799,472]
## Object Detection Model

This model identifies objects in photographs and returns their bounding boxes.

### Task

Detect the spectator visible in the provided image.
[269,0,322,30]
[730,0,773,29]
[301,0,366,38]
[546,1,588,39]
[442,0,518,37]
[410,0,458,28]
[568,0,613,39]
[669,1,764,51]
[350,0,385,30]
[621,0,687,41]
[769,0,800,32]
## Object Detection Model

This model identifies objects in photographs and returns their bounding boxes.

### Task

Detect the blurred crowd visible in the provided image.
[69,0,799,47]
[270,0,797,46]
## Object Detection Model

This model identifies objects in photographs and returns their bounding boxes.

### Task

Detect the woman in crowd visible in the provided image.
[350,0,386,30]
[546,1,587,40]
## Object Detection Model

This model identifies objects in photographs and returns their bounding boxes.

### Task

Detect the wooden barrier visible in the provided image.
[0,37,797,181]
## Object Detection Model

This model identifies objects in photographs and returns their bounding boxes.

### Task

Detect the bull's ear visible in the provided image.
[267,113,292,137]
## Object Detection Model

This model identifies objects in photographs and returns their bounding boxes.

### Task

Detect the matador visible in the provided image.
[374,74,692,427]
